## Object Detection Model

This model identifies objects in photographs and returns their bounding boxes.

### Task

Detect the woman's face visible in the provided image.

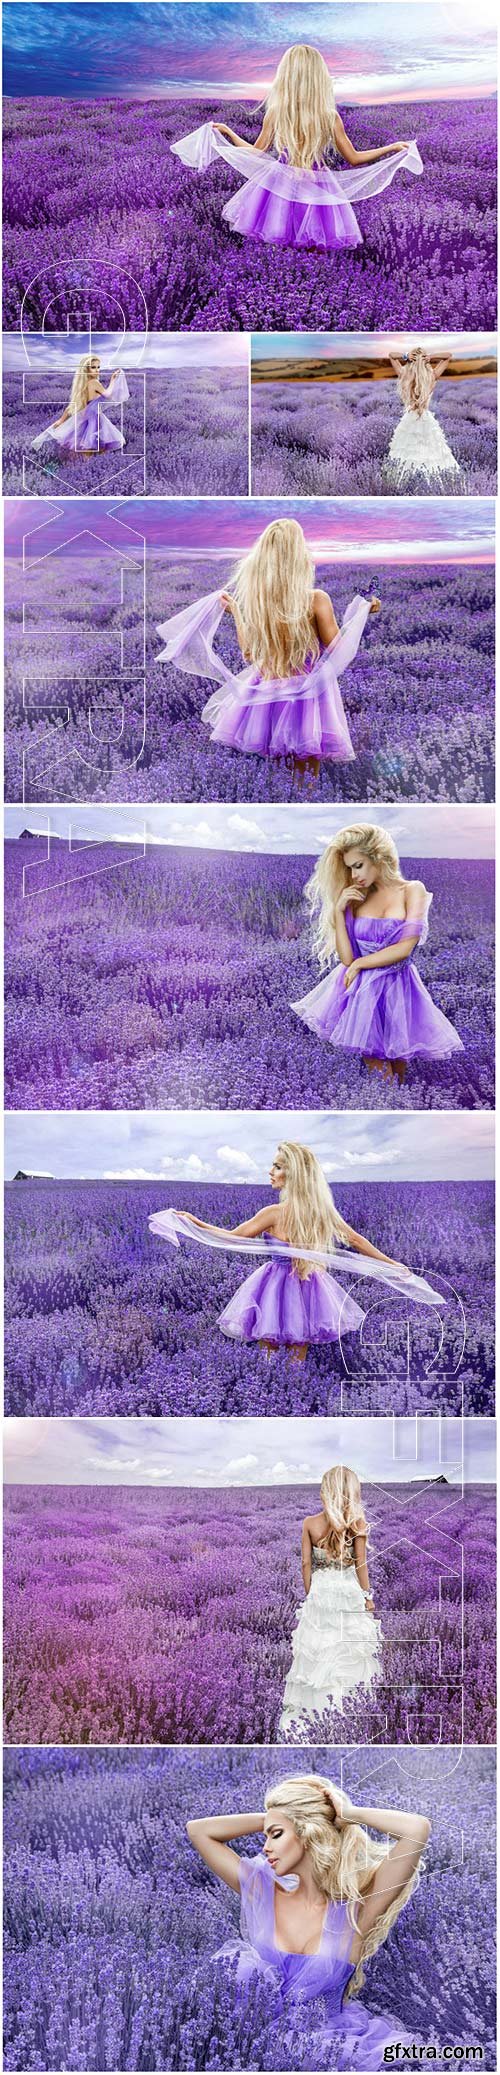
[270,1152,286,1190]
[90,359,100,376]
[343,846,377,893]
[263,1813,306,1876]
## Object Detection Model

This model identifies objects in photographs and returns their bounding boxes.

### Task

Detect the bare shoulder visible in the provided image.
[305,1509,328,1537]
[353,1515,367,1537]
[404,877,428,905]
[312,586,330,606]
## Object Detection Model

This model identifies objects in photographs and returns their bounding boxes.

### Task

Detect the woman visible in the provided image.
[32,354,129,457]
[157,517,380,780]
[292,821,464,1084]
[187,1771,430,2070]
[172,43,422,253]
[149,1139,415,1362]
[280,1465,381,1731]
[384,349,461,486]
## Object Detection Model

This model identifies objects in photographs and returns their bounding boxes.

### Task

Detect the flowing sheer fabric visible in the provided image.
[293,902,464,1061]
[156,591,372,759]
[385,407,461,485]
[148,1207,444,1308]
[211,1852,412,2071]
[280,1551,382,1729]
[172,121,423,204]
[32,370,130,452]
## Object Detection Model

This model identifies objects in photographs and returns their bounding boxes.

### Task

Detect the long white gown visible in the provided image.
[385,404,461,484]
[280,1539,382,1731]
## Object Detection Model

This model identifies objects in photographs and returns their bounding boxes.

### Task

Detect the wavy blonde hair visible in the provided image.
[319,1463,368,1561]
[260,44,338,169]
[305,822,404,969]
[231,519,318,680]
[397,350,436,418]
[274,1140,349,1281]
[265,1774,422,1994]
[69,354,100,413]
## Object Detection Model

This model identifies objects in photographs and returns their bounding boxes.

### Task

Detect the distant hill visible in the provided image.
[251,355,496,386]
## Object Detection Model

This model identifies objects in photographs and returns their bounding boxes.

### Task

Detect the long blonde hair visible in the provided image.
[275,1139,349,1280]
[397,350,435,419]
[231,519,318,680]
[69,354,100,413]
[319,1463,368,1561]
[265,1774,422,1995]
[260,44,338,169]
[305,822,404,969]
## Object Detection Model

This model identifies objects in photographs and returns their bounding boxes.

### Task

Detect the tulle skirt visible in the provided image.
[292,961,464,1061]
[33,400,125,453]
[385,407,461,484]
[219,1261,365,1344]
[222,174,363,251]
[212,1944,407,2071]
[280,1566,382,1730]
[202,673,355,761]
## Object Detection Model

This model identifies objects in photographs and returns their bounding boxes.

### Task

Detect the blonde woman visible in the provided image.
[187,1772,429,2069]
[292,821,463,1085]
[157,517,380,776]
[280,1466,381,1732]
[150,1141,412,1361]
[172,43,422,253]
[32,354,129,457]
[384,349,461,485]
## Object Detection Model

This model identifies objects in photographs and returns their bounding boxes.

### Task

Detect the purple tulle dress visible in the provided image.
[32,370,129,453]
[219,1237,365,1345]
[217,1853,409,2071]
[156,591,371,761]
[293,902,464,1062]
[172,123,423,253]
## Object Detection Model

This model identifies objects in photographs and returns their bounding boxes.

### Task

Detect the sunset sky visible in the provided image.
[3,330,249,373]
[5,496,495,565]
[4,2,497,101]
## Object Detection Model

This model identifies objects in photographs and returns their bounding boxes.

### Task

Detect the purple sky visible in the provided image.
[5,497,495,566]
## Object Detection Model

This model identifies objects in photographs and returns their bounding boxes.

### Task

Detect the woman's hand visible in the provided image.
[369,596,382,615]
[335,886,364,916]
[390,139,411,152]
[344,959,363,990]
[220,590,235,614]
[365,1597,375,1617]
[324,1784,356,1828]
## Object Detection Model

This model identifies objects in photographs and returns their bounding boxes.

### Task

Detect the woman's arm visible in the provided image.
[53,406,72,426]
[187,1810,265,1893]
[353,1529,374,1610]
[389,355,404,376]
[183,1205,278,1239]
[333,889,364,966]
[342,1221,408,1272]
[334,114,411,167]
[343,1801,431,1940]
[95,376,119,397]
[312,588,341,646]
[301,1518,313,1595]
[344,880,427,986]
[220,591,252,661]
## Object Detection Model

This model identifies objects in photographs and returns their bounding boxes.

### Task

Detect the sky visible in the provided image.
[3,2,497,101]
[5,802,494,859]
[3,1414,495,1486]
[5,497,495,567]
[251,330,497,366]
[3,331,248,374]
[5,1109,493,1184]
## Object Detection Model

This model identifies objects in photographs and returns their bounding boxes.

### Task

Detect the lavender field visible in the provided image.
[251,376,498,498]
[4,1179,494,1418]
[3,367,249,497]
[5,557,495,804]
[3,1746,495,2071]
[3,1481,495,1748]
[3,97,497,331]
[4,840,494,1113]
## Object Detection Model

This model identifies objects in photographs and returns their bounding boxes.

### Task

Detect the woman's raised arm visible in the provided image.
[187,1809,265,1892]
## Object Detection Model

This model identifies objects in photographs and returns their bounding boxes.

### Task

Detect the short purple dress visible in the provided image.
[32,371,129,453]
[216,1852,411,2071]
[219,1237,365,1345]
[293,902,464,1061]
[172,124,423,254]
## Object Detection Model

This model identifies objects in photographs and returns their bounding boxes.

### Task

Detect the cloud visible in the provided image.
[216,1145,260,1177]
[343,1148,399,1165]
[225,1454,259,1473]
